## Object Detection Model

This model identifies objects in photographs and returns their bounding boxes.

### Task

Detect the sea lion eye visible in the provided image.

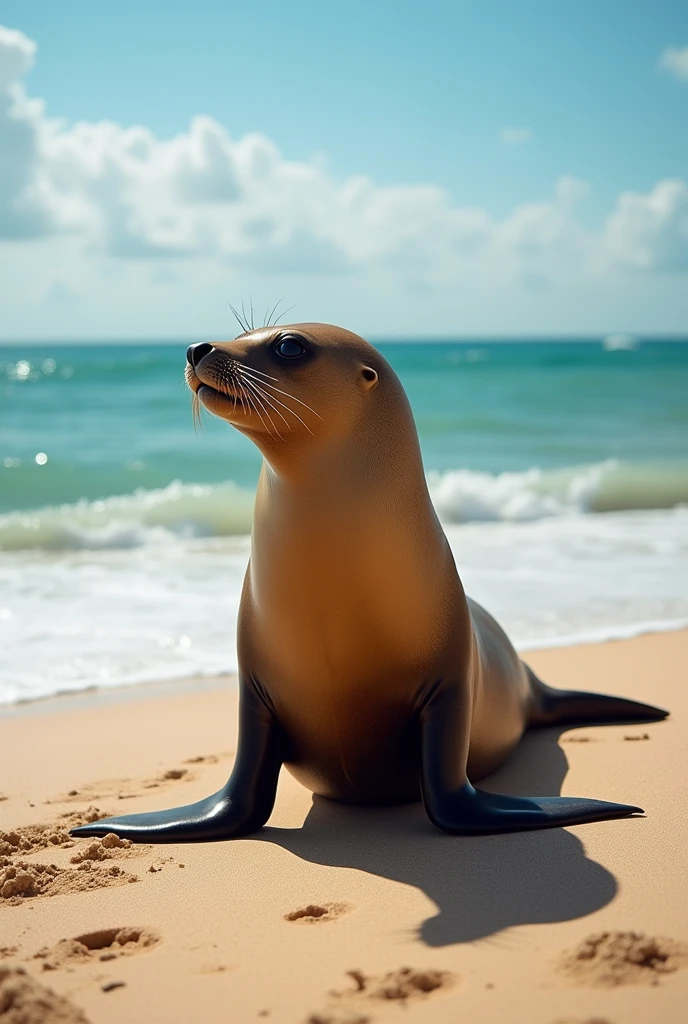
[274,334,306,359]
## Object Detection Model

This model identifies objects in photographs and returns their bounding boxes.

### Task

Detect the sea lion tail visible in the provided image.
[525,666,669,728]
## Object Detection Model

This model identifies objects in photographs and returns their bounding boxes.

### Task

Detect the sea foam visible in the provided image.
[2,460,687,551]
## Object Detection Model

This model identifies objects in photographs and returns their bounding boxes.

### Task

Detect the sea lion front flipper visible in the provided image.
[70,678,283,844]
[419,680,643,836]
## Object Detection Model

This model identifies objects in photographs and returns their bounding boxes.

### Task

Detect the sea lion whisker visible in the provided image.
[238,370,320,426]
[265,297,284,328]
[239,374,292,434]
[234,364,281,383]
[240,376,285,440]
[234,379,247,413]
[190,390,203,433]
[228,301,250,334]
[242,379,316,436]
[271,304,297,326]
[242,382,303,439]
[239,378,273,437]
[235,369,323,422]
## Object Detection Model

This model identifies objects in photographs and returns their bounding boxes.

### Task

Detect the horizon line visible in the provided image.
[1,333,688,347]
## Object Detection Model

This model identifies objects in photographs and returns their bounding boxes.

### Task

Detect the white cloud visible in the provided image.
[0,25,35,90]
[499,127,534,145]
[0,26,51,238]
[0,25,686,339]
[659,45,688,81]
[606,179,688,272]
[555,176,590,205]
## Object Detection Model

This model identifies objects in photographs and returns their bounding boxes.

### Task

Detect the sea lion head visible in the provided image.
[185,323,389,454]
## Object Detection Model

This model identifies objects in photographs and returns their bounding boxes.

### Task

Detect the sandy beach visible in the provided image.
[1,630,687,1023]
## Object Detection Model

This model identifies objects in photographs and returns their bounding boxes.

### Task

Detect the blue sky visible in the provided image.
[0,1,687,339]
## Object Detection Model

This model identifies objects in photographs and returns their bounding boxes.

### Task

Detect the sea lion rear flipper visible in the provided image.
[419,679,643,836]
[70,678,283,844]
[422,783,643,835]
[525,668,669,727]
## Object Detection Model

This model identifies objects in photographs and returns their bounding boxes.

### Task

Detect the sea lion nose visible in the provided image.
[187,342,213,367]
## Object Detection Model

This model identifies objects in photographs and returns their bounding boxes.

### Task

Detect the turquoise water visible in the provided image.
[2,340,687,516]
[1,338,687,704]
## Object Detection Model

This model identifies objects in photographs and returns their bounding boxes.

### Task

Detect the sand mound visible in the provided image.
[0,809,112,859]
[0,827,72,858]
[559,931,688,987]
[0,810,145,905]
[69,834,132,864]
[35,927,160,970]
[0,859,136,904]
[0,966,91,1023]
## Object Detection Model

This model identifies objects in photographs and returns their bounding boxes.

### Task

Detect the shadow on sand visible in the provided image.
[252,727,622,946]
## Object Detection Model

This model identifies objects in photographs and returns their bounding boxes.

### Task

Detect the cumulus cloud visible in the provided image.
[606,179,688,272]
[0,25,51,238]
[499,127,534,145]
[0,24,34,90]
[659,45,688,81]
[0,23,686,293]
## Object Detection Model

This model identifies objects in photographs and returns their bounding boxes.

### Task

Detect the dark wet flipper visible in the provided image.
[527,671,669,728]
[70,675,282,845]
[69,790,264,844]
[420,676,646,836]
[424,783,643,836]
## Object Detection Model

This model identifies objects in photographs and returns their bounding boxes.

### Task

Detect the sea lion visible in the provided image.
[72,323,667,843]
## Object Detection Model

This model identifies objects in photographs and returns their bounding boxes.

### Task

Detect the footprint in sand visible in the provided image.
[553,1018,612,1024]
[305,966,456,1022]
[0,966,92,1023]
[285,903,352,925]
[306,1012,369,1024]
[49,767,198,804]
[34,927,160,971]
[557,931,688,987]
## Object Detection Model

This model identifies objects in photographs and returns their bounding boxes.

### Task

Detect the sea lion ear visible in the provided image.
[360,366,379,390]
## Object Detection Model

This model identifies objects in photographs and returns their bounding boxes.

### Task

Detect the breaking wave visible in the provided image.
[428,459,688,523]
[1,460,688,551]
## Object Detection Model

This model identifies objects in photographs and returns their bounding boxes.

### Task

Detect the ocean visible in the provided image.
[1,339,687,705]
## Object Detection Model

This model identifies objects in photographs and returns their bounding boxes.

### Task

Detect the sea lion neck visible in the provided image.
[253,371,428,501]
